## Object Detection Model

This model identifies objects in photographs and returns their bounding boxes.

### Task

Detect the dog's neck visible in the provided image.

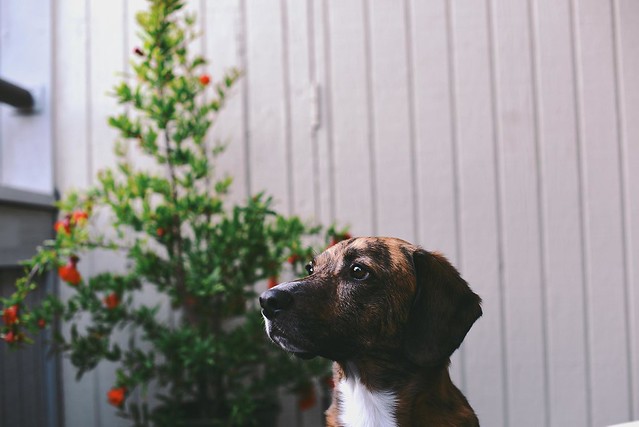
[326,358,479,427]
[336,368,398,427]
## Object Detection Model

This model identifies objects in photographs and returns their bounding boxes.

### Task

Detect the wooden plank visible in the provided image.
[615,0,639,420]
[448,1,507,425]
[312,0,336,226]
[52,1,99,426]
[490,0,547,425]
[322,0,374,235]
[284,0,317,219]
[409,0,458,261]
[204,0,248,202]
[533,0,590,425]
[573,0,632,425]
[53,0,92,193]
[367,0,415,241]
[88,1,128,426]
[89,0,125,182]
[408,0,464,386]
[244,0,289,212]
[0,0,53,195]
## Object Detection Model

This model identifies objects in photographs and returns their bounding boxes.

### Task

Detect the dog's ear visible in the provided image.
[403,249,482,366]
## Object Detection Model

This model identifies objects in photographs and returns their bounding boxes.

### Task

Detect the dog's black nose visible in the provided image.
[259,288,293,319]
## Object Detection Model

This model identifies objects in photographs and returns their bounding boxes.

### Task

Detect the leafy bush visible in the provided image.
[0,0,349,425]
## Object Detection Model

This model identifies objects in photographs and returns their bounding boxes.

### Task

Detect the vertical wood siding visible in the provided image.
[46,0,639,426]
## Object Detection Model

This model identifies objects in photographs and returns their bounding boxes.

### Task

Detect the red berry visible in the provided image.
[199,74,211,85]
[156,227,165,237]
[2,305,18,326]
[37,319,46,329]
[107,387,127,407]
[297,384,317,411]
[72,210,89,224]
[58,257,82,285]
[3,330,17,343]
[104,293,120,310]
[287,254,299,264]
[328,232,352,248]
[54,216,71,234]
[267,276,278,289]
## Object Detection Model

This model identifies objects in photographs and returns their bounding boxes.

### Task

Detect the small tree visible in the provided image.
[0,0,349,425]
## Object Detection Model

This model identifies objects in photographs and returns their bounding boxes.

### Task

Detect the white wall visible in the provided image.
[0,0,53,194]
[47,0,639,426]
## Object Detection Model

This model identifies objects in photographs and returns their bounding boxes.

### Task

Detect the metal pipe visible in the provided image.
[0,77,35,109]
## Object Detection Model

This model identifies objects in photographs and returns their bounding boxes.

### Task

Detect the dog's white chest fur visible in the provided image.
[338,377,397,427]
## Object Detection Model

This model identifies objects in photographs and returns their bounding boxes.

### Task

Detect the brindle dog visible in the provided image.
[260,237,482,427]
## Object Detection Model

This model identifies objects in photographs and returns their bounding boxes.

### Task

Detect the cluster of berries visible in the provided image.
[54,210,89,286]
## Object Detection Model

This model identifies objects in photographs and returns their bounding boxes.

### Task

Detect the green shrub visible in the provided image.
[0,1,349,425]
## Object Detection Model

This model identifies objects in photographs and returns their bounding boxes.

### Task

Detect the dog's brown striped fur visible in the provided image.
[260,237,482,426]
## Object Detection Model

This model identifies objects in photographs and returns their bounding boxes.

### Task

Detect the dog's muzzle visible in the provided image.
[259,286,316,359]
[259,287,292,320]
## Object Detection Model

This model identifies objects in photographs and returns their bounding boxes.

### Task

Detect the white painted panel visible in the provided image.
[244,0,289,211]
[285,0,318,221]
[88,1,129,426]
[54,0,91,193]
[616,0,639,421]
[533,0,590,425]
[408,0,464,387]
[491,0,546,425]
[204,0,248,202]
[448,1,506,426]
[409,0,457,259]
[368,0,415,241]
[325,0,374,235]
[574,0,632,425]
[0,0,53,194]
[312,0,336,226]
[52,1,99,426]
[89,0,125,183]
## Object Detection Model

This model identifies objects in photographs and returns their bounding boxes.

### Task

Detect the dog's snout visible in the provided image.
[259,288,293,319]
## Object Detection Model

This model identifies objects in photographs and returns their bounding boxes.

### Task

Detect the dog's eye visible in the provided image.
[350,264,369,281]
[305,262,314,275]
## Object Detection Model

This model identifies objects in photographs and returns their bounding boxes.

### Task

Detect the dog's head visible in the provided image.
[259,237,482,366]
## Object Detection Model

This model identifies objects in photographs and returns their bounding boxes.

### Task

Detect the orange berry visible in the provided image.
[58,257,82,285]
[104,293,120,310]
[297,384,317,411]
[267,276,278,289]
[72,210,89,224]
[2,305,18,326]
[107,387,127,407]
[3,330,17,343]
